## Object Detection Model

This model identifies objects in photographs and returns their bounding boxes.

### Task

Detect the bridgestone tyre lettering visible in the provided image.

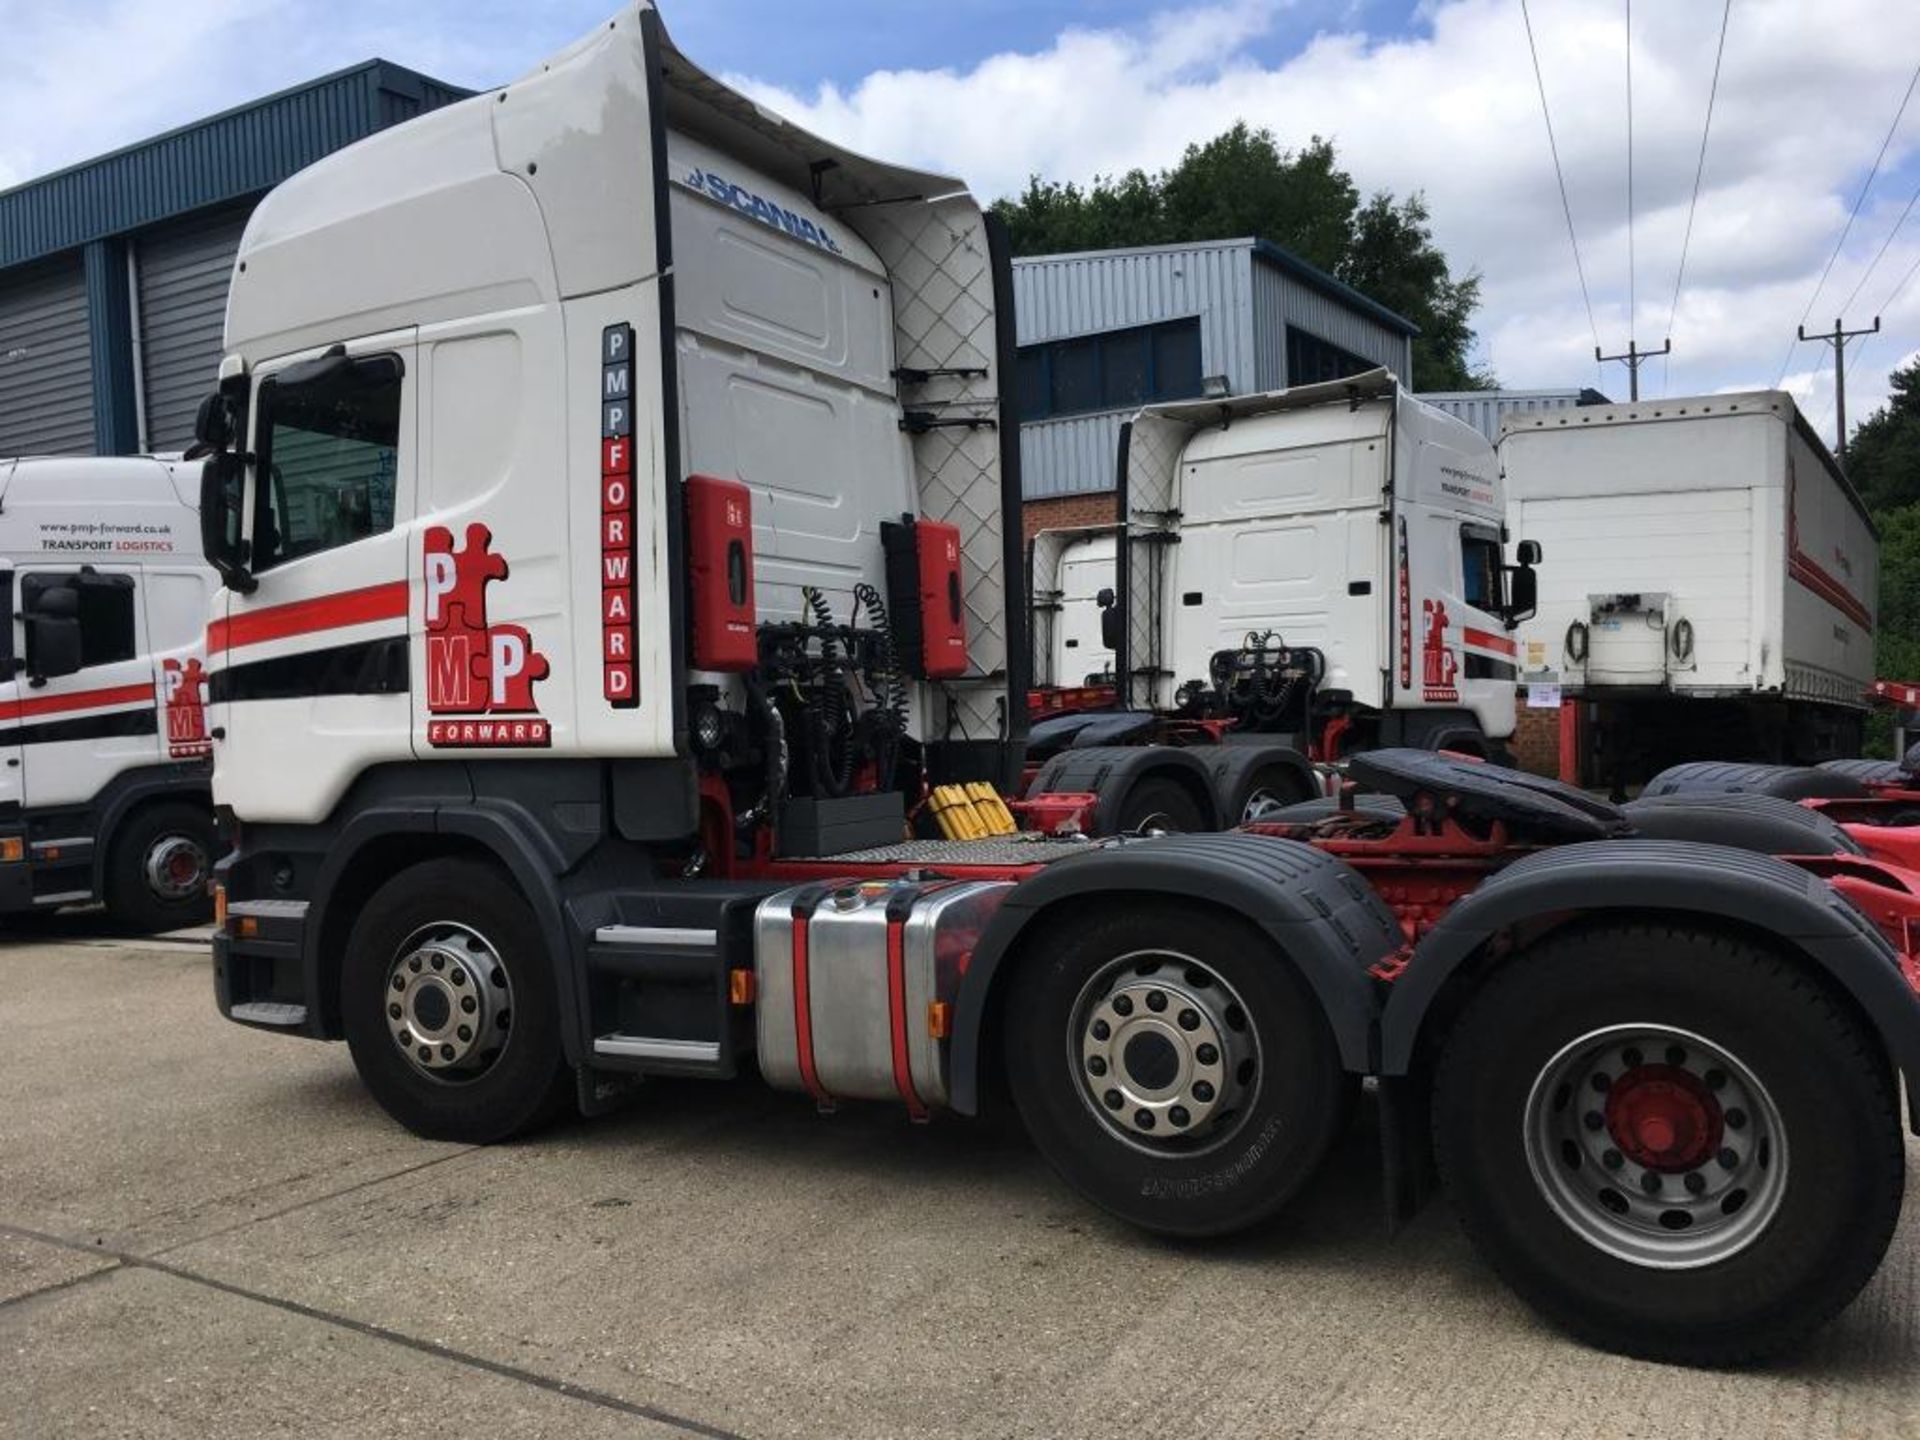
[342,857,572,1143]
[1006,903,1348,1237]
[1433,922,1904,1364]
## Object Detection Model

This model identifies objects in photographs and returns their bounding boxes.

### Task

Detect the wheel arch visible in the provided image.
[1378,840,1920,1125]
[90,765,214,897]
[306,807,587,1063]
[1197,743,1317,823]
[946,834,1401,1114]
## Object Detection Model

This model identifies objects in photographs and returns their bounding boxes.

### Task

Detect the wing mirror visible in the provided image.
[200,451,257,594]
[1505,539,1541,628]
[22,585,81,685]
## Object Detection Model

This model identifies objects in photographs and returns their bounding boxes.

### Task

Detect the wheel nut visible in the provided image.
[1640,1172,1662,1194]
[1169,1105,1191,1128]
[1195,1043,1219,1066]
[461,995,477,1014]
[1718,1147,1739,1169]
[1135,1110,1156,1130]
[1145,991,1167,1012]
[1177,1008,1200,1032]
[450,970,467,987]
[1705,1068,1727,1090]
[1602,1149,1623,1170]
[1112,995,1134,1017]
[1621,1047,1642,1068]
[1665,1044,1687,1066]
[1725,1107,1747,1130]
[391,975,405,992]
[1087,1056,1107,1077]
[388,1003,402,1020]
[1192,1079,1215,1103]
[1103,1089,1123,1110]
[1684,1171,1707,1194]
[1583,1111,1604,1131]
[457,1025,473,1042]
[417,1045,431,1062]
[439,1044,455,1060]
[430,953,445,970]
[1091,1019,1110,1041]
[408,956,422,972]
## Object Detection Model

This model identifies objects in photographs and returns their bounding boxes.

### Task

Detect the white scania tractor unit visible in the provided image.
[201,7,1920,1365]
[1024,375,1540,822]
[1503,391,1877,787]
[0,456,216,929]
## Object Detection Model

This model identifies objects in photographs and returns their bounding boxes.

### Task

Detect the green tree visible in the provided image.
[1847,358,1920,514]
[992,122,1492,391]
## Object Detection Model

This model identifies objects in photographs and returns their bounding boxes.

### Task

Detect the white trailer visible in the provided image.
[1502,391,1877,782]
[0,457,217,927]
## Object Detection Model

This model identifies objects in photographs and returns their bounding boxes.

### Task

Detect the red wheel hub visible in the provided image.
[1604,1064,1722,1172]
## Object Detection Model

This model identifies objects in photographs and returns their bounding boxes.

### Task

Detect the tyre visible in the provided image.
[1005,903,1348,1237]
[1433,922,1905,1364]
[1232,765,1310,824]
[1642,760,1866,802]
[342,857,573,1143]
[102,801,215,932]
[1113,775,1207,833]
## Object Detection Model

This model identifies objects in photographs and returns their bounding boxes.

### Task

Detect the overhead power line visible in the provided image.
[1837,179,1920,317]
[1520,0,1601,353]
[1775,54,1920,386]
[1662,0,1734,393]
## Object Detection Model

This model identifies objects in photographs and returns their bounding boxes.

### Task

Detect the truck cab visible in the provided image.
[1104,371,1537,757]
[0,457,216,927]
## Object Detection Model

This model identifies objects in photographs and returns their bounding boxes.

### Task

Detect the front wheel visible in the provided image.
[1005,904,1348,1237]
[342,857,572,1143]
[1433,922,1905,1364]
[103,801,214,932]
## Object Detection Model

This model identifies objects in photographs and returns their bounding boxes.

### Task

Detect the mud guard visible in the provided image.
[945,833,1401,1115]
[1377,840,1920,1131]
[1026,744,1220,833]
[1196,742,1318,824]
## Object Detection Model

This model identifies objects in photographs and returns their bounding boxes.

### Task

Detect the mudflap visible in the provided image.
[577,1064,645,1118]
[1376,1075,1434,1235]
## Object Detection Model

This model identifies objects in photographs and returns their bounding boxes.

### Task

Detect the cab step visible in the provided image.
[584,920,740,1078]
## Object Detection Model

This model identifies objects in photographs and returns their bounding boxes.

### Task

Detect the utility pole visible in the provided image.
[1797,316,1880,468]
[1595,338,1671,402]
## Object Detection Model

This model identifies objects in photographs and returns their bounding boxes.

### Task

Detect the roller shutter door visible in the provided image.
[137,206,249,452]
[0,255,93,457]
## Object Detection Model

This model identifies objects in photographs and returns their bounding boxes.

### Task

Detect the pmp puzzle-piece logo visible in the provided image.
[422,523,552,748]
[161,656,211,760]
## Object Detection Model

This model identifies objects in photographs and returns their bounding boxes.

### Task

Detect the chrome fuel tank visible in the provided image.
[753,877,1012,1113]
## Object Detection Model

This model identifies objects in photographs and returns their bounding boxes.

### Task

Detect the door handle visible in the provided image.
[4,758,16,768]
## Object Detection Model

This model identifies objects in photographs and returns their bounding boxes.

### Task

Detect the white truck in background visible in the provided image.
[1027,372,1540,814]
[1503,390,1877,788]
[0,457,217,928]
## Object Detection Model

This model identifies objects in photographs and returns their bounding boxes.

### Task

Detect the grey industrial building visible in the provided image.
[0,62,467,459]
[1013,237,1419,507]
[1418,386,1610,442]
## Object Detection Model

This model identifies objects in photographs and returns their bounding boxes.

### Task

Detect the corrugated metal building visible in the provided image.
[1417,386,1611,443]
[0,62,468,458]
[1013,237,1418,499]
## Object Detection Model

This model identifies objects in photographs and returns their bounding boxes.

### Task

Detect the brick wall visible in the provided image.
[1022,492,1119,546]
[1510,699,1563,777]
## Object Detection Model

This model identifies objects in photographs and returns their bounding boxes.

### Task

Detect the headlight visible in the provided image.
[1565,621,1589,664]
[691,700,727,754]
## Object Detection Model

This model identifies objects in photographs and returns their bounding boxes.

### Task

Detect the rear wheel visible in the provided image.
[1433,922,1904,1363]
[342,857,572,1143]
[1113,775,1207,833]
[103,801,214,932]
[1005,904,1348,1237]
[1234,765,1310,824]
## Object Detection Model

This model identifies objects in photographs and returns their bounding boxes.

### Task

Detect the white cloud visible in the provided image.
[730,0,1920,438]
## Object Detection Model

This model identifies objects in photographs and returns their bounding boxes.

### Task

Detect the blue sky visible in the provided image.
[3,0,1918,436]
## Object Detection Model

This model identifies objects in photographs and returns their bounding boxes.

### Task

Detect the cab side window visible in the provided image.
[253,354,402,573]
[1460,530,1502,611]
[22,572,135,669]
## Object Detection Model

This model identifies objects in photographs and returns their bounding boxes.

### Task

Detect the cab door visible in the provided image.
[17,564,159,812]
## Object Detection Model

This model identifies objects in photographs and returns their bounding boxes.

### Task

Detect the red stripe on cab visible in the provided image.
[0,682,154,723]
[208,580,410,655]
[1461,627,1518,657]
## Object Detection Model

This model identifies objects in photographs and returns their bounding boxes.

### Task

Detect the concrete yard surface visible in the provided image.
[2,932,1917,1439]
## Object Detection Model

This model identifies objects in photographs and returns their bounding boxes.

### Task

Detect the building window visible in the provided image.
[1017,317,1204,422]
[1285,325,1374,387]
